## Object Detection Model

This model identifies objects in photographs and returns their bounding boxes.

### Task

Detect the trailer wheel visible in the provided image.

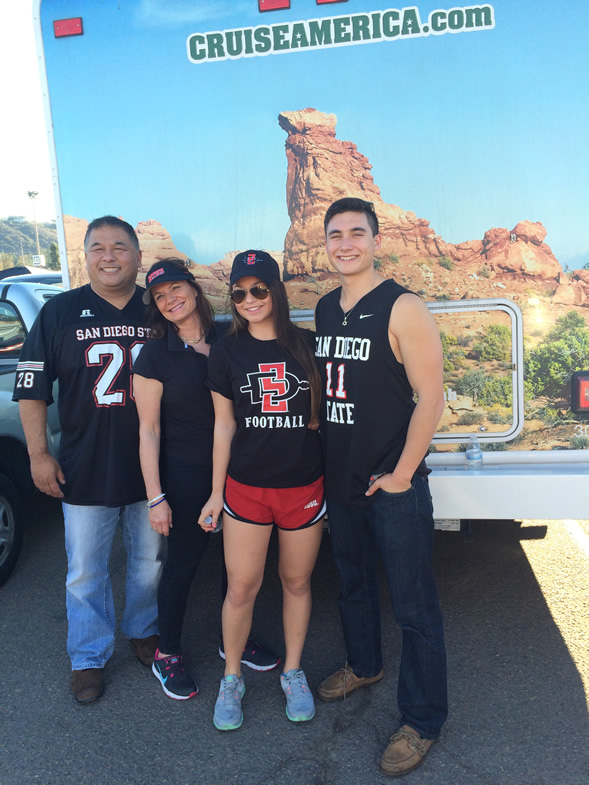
[0,475,23,586]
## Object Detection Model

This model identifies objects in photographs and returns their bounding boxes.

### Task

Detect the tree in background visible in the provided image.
[47,243,60,270]
[0,252,16,271]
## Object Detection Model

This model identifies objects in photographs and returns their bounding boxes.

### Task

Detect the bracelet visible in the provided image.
[147,493,165,508]
[148,497,166,510]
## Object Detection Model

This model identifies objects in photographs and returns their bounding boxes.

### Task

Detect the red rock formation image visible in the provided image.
[279,107,455,277]
[278,108,582,306]
[136,219,185,270]
[63,215,89,289]
[63,107,589,312]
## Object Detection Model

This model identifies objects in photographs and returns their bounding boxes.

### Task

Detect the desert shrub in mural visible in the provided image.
[440,332,466,372]
[479,377,512,408]
[570,435,589,449]
[526,312,589,399]
[472,324,511,362]
[457,411,484,426]
[455,369,487,404]
[438,256,455,271]
[486,406,512,424]
[534,405,560,426]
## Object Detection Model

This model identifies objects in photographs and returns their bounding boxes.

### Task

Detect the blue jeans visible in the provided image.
[326,474,447,739]
[63,501,164,670]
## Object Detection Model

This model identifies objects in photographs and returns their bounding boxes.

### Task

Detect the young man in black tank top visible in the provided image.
[314,198,447,778]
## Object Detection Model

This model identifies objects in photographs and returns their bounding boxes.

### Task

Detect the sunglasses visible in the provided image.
[230,284,270,304]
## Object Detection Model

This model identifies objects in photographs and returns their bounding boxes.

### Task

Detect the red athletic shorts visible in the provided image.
[224,475,326,531]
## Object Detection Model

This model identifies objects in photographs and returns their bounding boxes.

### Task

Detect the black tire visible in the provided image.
[0,475,23,586]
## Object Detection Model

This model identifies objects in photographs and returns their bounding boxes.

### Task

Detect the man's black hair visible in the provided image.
[84,216,140,252]
[324,197,379,237]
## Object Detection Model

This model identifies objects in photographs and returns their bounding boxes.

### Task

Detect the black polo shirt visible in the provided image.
[133,322,227,466]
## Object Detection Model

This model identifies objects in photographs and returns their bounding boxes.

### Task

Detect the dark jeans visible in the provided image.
[326,474,447,739]
[157,459,212,654]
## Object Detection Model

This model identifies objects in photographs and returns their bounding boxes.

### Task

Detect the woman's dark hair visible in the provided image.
[145,258,214,340]
[228,278,321,423]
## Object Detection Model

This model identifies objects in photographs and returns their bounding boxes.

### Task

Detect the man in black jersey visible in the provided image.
[14,216,163,704]
[314,198,447,777]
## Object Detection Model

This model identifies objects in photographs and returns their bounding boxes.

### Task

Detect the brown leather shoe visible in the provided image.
[317,663,384,702]
[379,725,435,777]
[71,668,104,704]
[130,634,159,666]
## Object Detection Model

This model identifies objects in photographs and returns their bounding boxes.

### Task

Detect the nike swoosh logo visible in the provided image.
[359,314,373,319]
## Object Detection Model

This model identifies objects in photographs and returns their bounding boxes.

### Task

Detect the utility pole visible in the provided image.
[27,191,41,256]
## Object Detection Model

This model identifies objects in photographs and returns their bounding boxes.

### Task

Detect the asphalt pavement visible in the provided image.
[1,497,588,785]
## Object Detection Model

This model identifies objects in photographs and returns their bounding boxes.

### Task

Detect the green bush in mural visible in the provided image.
[486,406,511,424]
[526,311,589,398]
[440,331,466,372]
[439,256,455,271]
[479,376,512,407]
[455,369,487,404]
[570,435,589,449]
[473,324,511,362]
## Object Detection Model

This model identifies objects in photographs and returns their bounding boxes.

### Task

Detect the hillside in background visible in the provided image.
[0,216,59,268]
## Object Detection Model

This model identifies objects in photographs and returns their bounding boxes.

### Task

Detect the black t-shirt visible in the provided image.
[133,322,227,466]
[206,329,323,489]
[13,285,149,506]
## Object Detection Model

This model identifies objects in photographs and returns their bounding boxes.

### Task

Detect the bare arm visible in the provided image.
[366,294,444,496]
[134,373,171,535]
[198,392,236,531]
[18,399,65,498]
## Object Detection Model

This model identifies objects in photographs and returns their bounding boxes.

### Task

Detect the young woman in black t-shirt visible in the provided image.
[199,251,324,731]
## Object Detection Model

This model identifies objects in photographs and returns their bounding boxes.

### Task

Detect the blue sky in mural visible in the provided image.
[40,0,588,267]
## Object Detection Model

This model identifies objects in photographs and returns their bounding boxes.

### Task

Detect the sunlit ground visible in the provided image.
[519,519,589,698]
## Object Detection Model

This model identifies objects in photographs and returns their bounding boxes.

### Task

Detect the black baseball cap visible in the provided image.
[230,250,280,287]
[143,260,195,304]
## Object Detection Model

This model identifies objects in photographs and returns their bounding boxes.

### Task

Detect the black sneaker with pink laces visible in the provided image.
[152,649,198,700]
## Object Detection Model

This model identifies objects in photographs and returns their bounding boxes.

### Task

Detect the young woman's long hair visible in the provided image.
[145,258,214,340]
[228,279,321,423]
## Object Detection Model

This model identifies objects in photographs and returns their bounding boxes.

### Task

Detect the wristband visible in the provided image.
[147,493,165,508]
[148,497,166,510]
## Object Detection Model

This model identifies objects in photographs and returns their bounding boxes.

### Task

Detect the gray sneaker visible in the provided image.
[280,669,315,722]
[213,674,246,731]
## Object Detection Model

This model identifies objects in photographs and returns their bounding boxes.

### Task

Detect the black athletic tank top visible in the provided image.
[315,278,427,507]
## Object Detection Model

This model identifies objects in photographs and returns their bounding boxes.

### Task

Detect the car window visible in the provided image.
[0,302,26,356]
